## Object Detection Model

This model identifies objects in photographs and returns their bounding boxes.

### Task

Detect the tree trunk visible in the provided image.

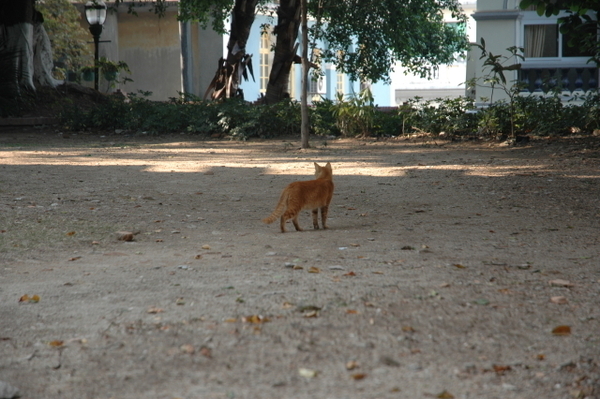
[204,0,258,100]
[300,0,309,148]
[264,0,301,105]
[0,0,62,98]
[0,0,36,96]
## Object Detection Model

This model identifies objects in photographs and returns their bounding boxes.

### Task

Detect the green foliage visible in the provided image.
[57,89,600,140]
[95,57,133,89]
[471,39,525,137]
[310,98,341,137]
[36,0,93,78]
[330,88,376,137]
[311,0,470,83]
[397,97,478,136]
[59,92,301,139]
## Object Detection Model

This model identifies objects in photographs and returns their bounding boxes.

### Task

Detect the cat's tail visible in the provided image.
[262,191,287,224]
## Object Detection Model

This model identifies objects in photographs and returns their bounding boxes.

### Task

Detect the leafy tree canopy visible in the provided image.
[37,0,92,74]
[311,0,470,83]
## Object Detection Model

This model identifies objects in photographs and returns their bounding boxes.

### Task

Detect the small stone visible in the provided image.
[328,265,345,270]
[502,383,517,391]
[0,381,20,399]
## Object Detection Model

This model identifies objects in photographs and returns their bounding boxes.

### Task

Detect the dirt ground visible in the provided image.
[0,128,599,399]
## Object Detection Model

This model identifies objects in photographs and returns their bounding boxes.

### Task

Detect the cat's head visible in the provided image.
[314,162,332,178]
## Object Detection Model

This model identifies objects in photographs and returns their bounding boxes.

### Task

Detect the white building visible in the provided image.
[467,0,598,104]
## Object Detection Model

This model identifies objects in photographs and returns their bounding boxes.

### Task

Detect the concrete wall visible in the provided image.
[468,1,523,103]
[75,2,222,101]
[117,9,182,100]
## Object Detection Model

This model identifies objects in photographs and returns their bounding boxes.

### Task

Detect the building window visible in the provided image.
[259,28,273,93]
[523,18,596,59]
[336,71,344,94]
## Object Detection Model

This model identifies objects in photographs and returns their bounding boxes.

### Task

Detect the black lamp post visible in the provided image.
[84,1,107,91]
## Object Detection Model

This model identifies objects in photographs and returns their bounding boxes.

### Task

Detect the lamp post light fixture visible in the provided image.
[84,1,107,91]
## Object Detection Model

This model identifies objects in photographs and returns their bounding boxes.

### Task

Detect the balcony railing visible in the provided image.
[518,67,598,94]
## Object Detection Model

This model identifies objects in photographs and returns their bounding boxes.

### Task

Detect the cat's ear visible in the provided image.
[314,162,320,170]
[325,162,331,169]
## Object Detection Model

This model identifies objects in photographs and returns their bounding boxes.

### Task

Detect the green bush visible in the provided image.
[310,98,341,137]
[57,89,600,140]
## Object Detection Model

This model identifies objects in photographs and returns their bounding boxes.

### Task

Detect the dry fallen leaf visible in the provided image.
[147,307,164,314]
[346,309,359,314]
[308,266,321,273]
[180,344,195,354]
[437,390,455,399]
[351,373,367,380]
[453,263,465,269]
[282,301,294,309]
[550,296,568,304]
[242,315,270,323]
[19,294,40,303]
[195,254,202,259]
[68,256,81,261]
[200,346,212,358]
[493,364,511,375]
[303,310,319,318]
[549,279,574,288]
[48,340,64,347]
[116,231,134,241]
[202,244,211,250]
[66,231,76,236]
[343,271,356,277]
[552,325,572,336]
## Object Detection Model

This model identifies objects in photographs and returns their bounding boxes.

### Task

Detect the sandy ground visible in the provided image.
[0,129,599,399]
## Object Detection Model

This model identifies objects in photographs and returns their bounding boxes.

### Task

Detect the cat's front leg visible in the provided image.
[312,208,320,229]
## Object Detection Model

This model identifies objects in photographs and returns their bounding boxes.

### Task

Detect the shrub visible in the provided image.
[56,89,600,139]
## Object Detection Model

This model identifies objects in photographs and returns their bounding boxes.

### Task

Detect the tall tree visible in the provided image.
[264,0,301,104]
[192,0,260,100]
[263,0,469,104]
[312,0,469,84]
[0,0,37,96]
[519,0,599,65]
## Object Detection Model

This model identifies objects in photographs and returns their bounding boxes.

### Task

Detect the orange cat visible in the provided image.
[262,162,334,233]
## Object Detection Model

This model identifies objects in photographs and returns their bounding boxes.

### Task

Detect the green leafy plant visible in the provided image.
[471,38,526,137]
[330,88,375,137]
[95,58,133,89]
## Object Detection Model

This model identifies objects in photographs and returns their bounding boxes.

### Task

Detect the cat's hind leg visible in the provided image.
[279,216,287,233]
[312,208,320,229]
[291,214,303,231]
[320,205,329,229]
